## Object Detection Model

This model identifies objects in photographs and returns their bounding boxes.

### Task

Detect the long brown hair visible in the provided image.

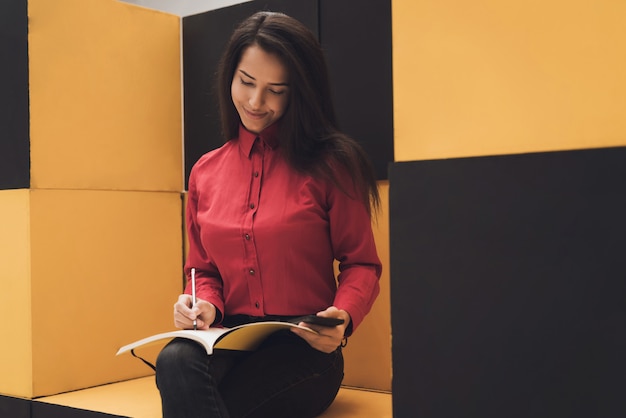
[216,11,380,215]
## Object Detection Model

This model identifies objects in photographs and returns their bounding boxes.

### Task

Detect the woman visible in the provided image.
[156,11,382,418]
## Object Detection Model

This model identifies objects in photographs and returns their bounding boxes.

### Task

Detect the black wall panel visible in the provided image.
[389,147,626,418]
[31,402,123,418]
[320,0,393,180]
[182,0,393,187]
[1,396,127,418]
[0,0,30,189]
[0,395,30,418]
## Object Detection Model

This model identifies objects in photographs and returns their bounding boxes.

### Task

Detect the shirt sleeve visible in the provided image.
[327,177,382,334]
[184,165,225,323]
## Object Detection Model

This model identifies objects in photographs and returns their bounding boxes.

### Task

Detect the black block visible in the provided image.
[0,0,30,189]
[0,395,30,418]
[390,147,626,418]
[320,0,393,180]
[32,402,125,418]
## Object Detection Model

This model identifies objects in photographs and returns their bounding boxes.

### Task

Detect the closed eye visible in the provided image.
[239,72,287,96]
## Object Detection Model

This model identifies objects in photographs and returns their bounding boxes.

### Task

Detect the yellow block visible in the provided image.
[29,189,182,397]
[0,190,32,398]
[342,182,392,391]
[36,377,161,418]
[28,0,182,191]
[35,377,392,418]
[393,0,626,161]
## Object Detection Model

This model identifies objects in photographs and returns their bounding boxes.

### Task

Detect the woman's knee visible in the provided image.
[156,338,204,378]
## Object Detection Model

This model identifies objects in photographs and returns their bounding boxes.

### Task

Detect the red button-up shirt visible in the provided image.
[184,124,381,332]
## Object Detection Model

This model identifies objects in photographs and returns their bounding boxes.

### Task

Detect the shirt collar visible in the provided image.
[238,123,280,157]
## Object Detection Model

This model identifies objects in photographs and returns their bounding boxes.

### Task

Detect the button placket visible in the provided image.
[242,139,265,313]
[248,165,260,213]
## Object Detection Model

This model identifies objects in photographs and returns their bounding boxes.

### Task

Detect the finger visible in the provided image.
[174,306,200,330]
[174,312,205,330]
[316,306,339,317]
[292,326,341,347]
[194,300,216,325]
[295,321,320,333]
[174,303,194,321]
[291,328,339,353]
[176,294,203,314]
[177,294,194,308]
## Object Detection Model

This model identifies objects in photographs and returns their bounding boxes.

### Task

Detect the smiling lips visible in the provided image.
[244,108,267,120]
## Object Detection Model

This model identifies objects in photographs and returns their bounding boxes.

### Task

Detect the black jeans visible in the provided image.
[155,329,344,418]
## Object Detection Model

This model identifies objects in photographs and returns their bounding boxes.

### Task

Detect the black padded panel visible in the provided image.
[32,402,125,418]
[0,396,125,418]
[320,0,393,180]
[389,147,626,418]
[0,395,30,418]
[0,0,30,189]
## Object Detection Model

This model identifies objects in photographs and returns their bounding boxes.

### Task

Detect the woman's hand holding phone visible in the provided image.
[290,306,350,353]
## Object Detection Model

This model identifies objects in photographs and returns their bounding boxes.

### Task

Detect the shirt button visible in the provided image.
[249,203,255,209]
[249,269,255,275]
[253,172,259,178]
[255,301,260,309]
[244,233,251,240]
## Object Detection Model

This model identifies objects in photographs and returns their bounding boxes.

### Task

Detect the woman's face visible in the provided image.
[231,45,289,134]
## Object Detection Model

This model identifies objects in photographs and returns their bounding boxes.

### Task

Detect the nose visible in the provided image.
[248,89,264,110]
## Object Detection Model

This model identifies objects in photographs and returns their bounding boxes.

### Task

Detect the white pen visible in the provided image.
[191,267,197,330]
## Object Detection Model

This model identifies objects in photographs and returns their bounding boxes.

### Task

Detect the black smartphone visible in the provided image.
[290,315,345,327]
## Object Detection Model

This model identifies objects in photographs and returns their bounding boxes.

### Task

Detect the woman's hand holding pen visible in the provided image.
[173,294,216,330]
[291,306,351,354]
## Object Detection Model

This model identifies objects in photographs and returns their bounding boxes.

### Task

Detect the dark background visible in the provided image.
[389,147,626,417]
[0,0,30,190]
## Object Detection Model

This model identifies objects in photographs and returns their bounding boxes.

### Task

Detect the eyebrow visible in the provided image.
[239,69,289,87]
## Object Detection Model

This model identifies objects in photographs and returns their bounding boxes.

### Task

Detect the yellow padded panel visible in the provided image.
[36,377,162,418]
[342,182,391,391]
[28,0,182,191]
[29,189,183,397]
[35,377,392,418]
[393,0,626,161]
[319,388,392,418]
[0,190,33,398]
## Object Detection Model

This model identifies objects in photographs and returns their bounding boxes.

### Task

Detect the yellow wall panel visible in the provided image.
[343,182,392,391]
[0,190,33,398]
[393,0,626,161]
[28,0,182,191]
[29,189,183,397]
